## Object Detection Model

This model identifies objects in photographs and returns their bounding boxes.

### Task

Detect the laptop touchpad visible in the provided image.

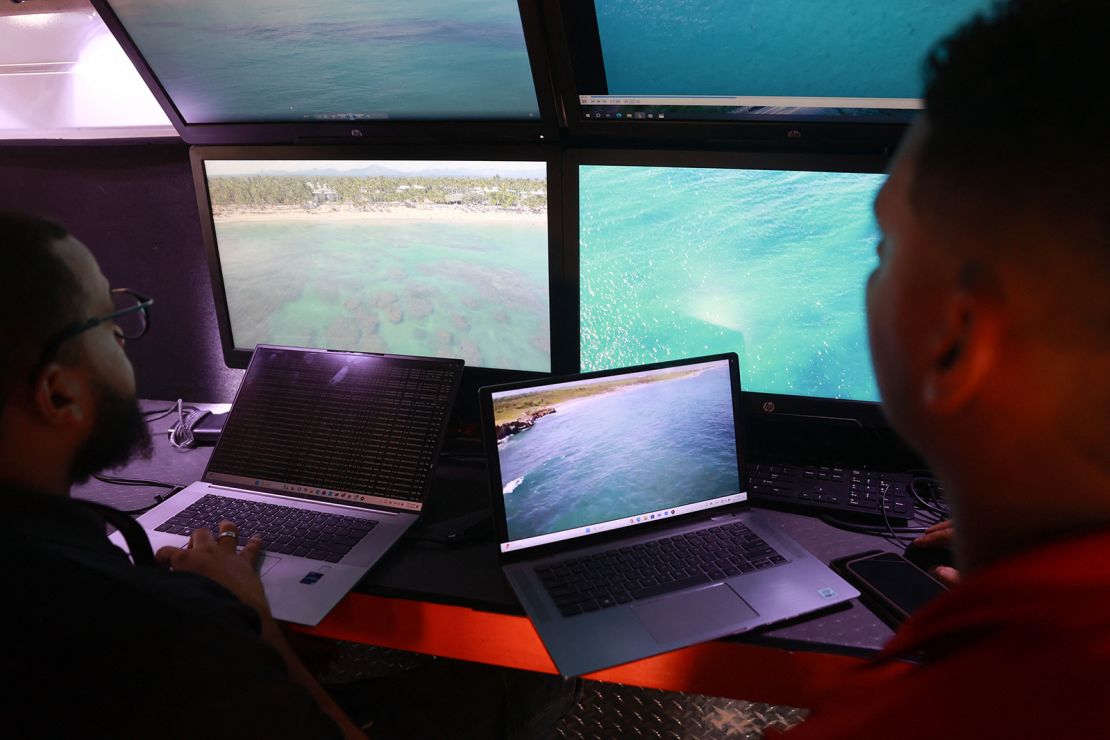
[633,584,758,645]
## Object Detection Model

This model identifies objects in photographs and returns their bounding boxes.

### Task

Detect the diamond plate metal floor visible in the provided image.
[309,639,809,739]
[554,682,808,740]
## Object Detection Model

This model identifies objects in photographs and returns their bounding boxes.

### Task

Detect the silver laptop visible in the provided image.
[479,353,858,676]
[112,345,463,626]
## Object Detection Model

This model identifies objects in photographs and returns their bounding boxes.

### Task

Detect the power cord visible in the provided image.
[819,470,951,549]
[141,404,179,423]
[86,400,203,511]
[90,473,184,515]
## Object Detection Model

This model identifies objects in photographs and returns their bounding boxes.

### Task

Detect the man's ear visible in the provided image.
[32,362,90,427]
[921,280,1004,414]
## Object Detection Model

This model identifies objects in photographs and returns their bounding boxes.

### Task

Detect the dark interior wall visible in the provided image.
[0,142,243,402]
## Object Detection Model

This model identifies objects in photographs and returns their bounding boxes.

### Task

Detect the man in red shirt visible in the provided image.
[787,0,1110,736]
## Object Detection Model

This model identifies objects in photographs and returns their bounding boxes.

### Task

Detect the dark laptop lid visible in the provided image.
[479,353,746,555]
[203,345,463,513]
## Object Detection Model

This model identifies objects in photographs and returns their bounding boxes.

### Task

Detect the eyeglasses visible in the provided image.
[32,289,153,380]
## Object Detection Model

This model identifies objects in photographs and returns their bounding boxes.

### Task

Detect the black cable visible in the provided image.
[909,476,950,518]
[818,514,930,535]
[92,472,182,489]
[141,404,179,422]
[91,473,185,515]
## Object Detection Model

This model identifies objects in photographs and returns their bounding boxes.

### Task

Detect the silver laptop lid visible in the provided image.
[481,354,746,554]
[203,344,463,513]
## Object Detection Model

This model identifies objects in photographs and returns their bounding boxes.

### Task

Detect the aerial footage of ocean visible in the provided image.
[216,219,550,371]
[499,364,739,542]
[109,0,538,121]
[595,0,993,98]
[579,166,885,402]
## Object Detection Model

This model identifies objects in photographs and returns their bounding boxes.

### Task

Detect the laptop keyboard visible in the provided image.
[535,521,785,617]
[154,494,378,562]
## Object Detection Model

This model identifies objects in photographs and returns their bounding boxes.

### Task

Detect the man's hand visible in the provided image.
[155,521,271,617]
[913,519,960,587]
[155,522,366,737]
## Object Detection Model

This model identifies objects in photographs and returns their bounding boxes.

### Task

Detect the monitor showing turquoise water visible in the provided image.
[491,357,742,551]
[567,0,992,123]
[203,157,551,372]
[577,162,886,402]
[104,0,539,122]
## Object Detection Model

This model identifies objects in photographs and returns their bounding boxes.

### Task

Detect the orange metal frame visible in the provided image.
[294,592,868,707]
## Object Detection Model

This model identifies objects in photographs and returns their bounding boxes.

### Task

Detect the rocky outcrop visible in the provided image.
[496,407,556,440]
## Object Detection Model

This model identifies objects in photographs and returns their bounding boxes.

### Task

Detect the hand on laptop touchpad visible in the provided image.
[632,584,759,644]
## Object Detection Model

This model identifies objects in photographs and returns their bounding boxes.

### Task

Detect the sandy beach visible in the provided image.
[214,204,547,226]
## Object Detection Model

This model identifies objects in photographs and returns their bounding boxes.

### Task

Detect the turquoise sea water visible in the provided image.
[595,0,993,98]
[579,166,885,402]
[110,0,538,121]
[498,363,738,542]
[216,218,550,371]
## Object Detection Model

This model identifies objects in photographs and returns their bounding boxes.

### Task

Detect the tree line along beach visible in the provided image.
[209,174,547,220]
[493,367,705,441]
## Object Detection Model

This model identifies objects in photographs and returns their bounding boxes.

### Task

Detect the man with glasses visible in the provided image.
[0,213,364,738]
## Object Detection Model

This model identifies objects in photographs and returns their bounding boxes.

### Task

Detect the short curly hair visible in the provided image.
[907,0,1109,344]
[0,213,84,406]
[912,0,1109,256]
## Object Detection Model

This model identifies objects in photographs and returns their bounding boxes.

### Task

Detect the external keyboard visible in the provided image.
[535,521,785,617]
[155,494,378,562]
[748,463,914,520]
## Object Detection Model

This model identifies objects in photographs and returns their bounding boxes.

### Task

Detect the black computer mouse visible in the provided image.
[903,541,956,571]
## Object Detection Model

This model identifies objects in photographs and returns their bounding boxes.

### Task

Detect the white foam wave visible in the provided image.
[503,476,525,495]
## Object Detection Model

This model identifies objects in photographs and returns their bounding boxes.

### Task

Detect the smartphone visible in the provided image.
[835,550,949,626]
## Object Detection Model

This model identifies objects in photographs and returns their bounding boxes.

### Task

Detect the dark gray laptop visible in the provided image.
[479,353,858,676]
[112,345,462,626]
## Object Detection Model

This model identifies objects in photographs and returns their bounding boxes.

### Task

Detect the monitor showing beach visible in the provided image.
[493,359,740,543]
[207,159,550,371]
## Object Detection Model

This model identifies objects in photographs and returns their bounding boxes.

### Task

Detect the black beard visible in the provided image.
[70,383,153,483]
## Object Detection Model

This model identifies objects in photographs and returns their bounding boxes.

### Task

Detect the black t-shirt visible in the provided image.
[0,487,342,740]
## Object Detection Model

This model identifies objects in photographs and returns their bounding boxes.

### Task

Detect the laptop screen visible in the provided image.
[205,346,462,512]
[488,356,745,552]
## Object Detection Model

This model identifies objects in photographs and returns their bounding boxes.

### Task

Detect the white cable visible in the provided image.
[168,398,208,450]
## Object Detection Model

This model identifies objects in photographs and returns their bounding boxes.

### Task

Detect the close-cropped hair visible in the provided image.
[912,0,1110,260]
[0,213,84,404]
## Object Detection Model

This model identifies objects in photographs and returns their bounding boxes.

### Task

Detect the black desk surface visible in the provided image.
[73,401,908,658]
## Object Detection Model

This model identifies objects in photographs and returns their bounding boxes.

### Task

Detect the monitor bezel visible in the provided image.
[564,147,905,442]
[92,0,561,145]
[542,0,910,152]
[190,143,573,391]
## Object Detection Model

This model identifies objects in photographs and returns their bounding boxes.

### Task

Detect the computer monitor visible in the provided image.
[551,1,990,145]
[93,0,556,144]
[192,146,566,386]
[567,148,927,471]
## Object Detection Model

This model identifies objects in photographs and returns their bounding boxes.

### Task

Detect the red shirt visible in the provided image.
[784,531,1110,739]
